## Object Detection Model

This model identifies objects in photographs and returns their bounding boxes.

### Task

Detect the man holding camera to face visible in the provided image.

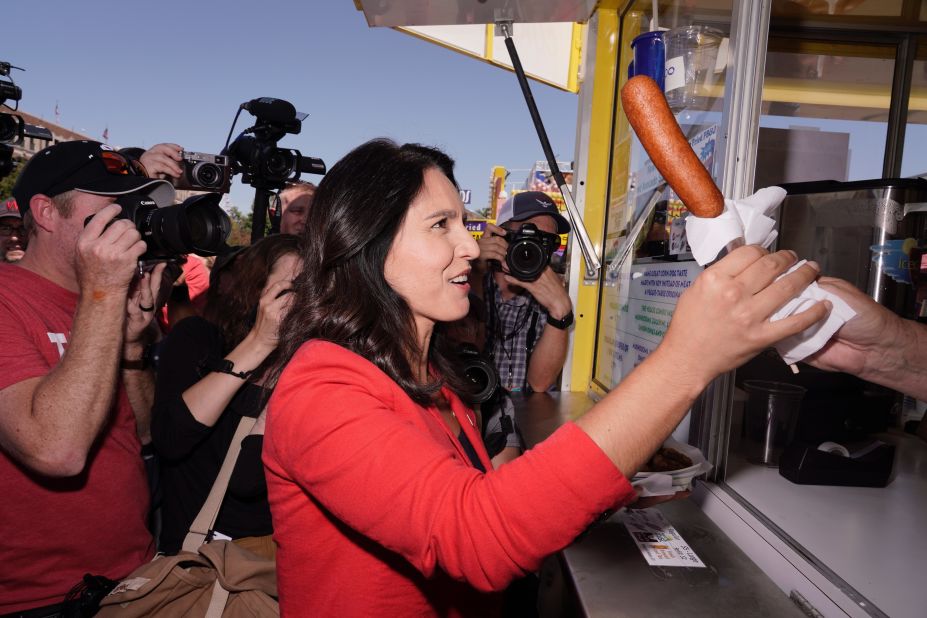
[470,191,574,393]
[0,140,176,616]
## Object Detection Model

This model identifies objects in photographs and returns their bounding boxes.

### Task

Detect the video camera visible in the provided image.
[224,97,326,191]
[497,223,561,282]
[215,97,326,242]
[1,61,53,180]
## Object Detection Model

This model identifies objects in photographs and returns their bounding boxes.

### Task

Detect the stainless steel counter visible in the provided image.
[724,430,927,618]
[513,392,804,617]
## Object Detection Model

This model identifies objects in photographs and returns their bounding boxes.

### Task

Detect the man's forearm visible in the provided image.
[863,319,927,400]
[29,294,127,473]
[122,343,154,445]
[526,325,569,392]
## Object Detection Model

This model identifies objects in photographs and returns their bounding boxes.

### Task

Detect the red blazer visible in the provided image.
[264,340,634,617]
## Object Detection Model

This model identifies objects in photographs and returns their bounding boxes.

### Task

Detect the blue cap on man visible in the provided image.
[495,191,570,234]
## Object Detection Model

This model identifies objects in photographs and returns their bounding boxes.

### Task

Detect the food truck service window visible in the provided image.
[593,0,732,446]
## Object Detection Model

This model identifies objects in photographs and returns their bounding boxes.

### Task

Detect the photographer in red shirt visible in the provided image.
[0,141,174,616]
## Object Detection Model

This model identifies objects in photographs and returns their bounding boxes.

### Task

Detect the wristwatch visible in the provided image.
[546,310,574,330]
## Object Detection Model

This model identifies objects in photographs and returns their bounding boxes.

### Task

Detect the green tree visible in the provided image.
[0,156,24,201]
[226,205,253,246]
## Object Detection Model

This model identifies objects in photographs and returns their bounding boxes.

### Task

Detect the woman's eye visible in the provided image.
[432,218,448,229]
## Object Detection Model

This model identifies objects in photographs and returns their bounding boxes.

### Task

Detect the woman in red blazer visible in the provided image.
[263,139,829,617]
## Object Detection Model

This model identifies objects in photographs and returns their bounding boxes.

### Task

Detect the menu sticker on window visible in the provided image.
[622,508,705,568]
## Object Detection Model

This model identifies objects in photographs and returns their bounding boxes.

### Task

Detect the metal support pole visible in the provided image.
[498,21,602,278]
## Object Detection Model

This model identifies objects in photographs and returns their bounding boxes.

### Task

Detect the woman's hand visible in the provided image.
[249,278,294,351]
[661,246,830,389]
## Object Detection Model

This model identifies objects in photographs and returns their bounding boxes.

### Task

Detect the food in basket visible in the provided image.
[640,447,694,473]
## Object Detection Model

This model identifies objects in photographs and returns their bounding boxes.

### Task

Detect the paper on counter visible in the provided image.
[622,508,706,568]
[684,186,856,365]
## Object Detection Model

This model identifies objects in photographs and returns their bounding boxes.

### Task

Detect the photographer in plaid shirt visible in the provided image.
[470,192,573,393]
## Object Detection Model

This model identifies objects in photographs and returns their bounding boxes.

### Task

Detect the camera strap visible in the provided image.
[525,310,539,359]
[486,274,544,392]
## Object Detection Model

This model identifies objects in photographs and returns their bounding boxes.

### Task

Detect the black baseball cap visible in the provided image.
[12,140,175,216]
[495,191,570,234]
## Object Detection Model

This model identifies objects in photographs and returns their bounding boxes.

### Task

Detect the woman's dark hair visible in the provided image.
[270,138,473,405]
[204,234,300,379]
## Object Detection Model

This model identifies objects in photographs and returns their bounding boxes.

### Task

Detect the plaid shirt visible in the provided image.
[483,273,547,392]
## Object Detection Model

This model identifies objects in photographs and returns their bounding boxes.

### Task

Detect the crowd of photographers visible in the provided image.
[3,129,927,617]
[0,136,571,616]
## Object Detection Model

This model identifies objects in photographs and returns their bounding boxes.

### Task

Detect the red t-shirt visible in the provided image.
[0,264,153,614]
[158,255,211,332]
[263,340,634,617]
[182,254,210,315]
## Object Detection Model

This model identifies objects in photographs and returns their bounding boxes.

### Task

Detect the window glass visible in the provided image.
[772,0,905,19]
[756,39,894,189]
[593,0,732,413]
[900,38,927,177]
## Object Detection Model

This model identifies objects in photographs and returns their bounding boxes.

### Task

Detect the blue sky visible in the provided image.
[4,1,578,212]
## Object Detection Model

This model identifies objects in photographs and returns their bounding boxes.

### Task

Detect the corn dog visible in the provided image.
[621,75,724,218]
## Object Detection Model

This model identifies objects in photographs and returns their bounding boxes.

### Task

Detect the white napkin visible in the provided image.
[683,186,856,365]
[685,186,784,265]
[769,260,856,365]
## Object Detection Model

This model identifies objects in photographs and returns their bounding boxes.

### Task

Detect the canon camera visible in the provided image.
[85,192,231,264]
[500,223,561,282]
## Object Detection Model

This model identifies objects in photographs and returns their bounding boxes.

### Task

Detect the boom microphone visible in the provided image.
[241,97,297,124]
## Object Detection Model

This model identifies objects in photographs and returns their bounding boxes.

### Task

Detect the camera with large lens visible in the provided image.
[458,343,500,405]
[501,223,561,282]
[85,192,231,263]
[173,151,232,193]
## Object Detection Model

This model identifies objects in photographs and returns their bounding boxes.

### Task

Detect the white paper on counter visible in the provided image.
[683,186,856,365]
[622,508,706,568]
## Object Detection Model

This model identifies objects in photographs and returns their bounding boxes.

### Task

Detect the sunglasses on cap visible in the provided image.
[43,150,149,197]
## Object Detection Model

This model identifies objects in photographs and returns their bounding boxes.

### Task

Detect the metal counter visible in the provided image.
[513,392,804,617]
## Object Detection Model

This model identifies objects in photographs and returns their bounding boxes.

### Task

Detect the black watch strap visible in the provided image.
[198,356,253,380]
[546,310,574,330]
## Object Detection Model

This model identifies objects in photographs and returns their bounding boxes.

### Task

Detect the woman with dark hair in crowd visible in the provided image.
[263,139,829,616]
[152,234,299,560]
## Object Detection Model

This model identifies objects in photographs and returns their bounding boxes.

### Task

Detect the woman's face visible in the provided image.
[385,167,479,341]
